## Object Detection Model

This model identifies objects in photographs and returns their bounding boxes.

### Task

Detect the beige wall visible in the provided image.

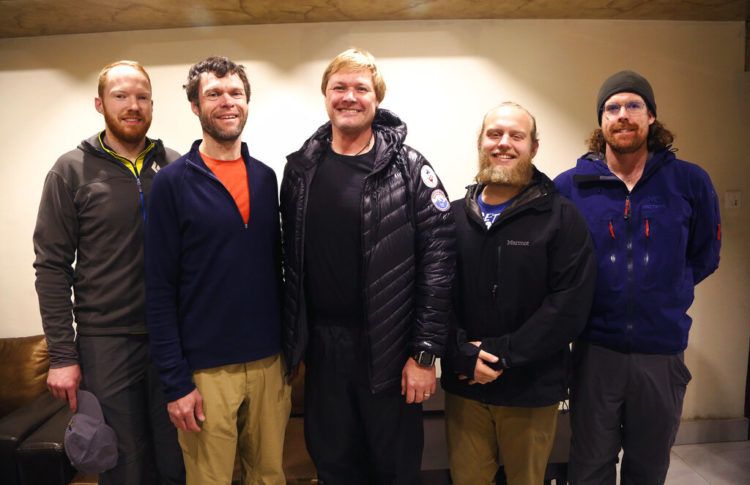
[0,19,747,420]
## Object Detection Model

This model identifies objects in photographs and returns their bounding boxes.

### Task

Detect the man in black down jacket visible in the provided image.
[280,48,455,484]
[442,103,596,485]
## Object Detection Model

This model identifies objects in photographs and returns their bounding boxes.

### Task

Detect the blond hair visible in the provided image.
[320,48,386,102]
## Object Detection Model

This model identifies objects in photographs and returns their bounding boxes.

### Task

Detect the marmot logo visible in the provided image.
[506,240,530,246]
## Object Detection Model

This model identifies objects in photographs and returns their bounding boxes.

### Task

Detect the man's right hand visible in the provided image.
[47,364,81,412]
[167,388,205,433]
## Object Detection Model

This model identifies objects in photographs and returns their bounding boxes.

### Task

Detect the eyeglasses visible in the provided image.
[603,101,647,119]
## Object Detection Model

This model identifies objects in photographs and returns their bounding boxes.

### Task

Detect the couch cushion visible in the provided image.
[0,335,49,418]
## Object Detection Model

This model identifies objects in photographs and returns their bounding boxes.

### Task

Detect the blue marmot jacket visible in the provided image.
[554,148,720,354]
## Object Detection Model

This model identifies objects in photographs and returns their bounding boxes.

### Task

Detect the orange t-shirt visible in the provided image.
[200,152,250,224]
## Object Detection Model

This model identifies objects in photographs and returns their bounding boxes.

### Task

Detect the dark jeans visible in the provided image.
[304,325,423,485]
[78,334,185,485]
[569,342,691,485]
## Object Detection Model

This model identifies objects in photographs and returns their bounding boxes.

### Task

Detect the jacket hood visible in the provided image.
[78,133,109,156]
[464,167,556,224]
[287,108,407,172]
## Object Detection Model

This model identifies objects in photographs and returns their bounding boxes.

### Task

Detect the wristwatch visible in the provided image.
[412,350,436,368]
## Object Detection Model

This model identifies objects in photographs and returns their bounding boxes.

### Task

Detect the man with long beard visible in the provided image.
[442,102,596,485]
[145,56,289,485]
[555,71,721,484]
[33,60,184,484]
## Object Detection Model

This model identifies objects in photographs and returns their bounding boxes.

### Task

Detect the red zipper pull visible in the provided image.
[645,218,650,238]
[609,220,616,239]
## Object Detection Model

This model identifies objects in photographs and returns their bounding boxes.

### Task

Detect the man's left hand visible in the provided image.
[401,357,436,404]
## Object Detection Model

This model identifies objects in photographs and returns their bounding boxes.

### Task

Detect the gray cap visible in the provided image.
[596,70,656,125]
[64,390,118,474]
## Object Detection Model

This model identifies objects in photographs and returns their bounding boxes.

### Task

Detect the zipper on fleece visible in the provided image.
[186,159,249,230]
[122,159,147,222]
[491,245,502,301]
[624,194,635,349]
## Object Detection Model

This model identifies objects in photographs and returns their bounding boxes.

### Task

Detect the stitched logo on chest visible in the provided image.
[506,240,530,246]
[641,195,666,210]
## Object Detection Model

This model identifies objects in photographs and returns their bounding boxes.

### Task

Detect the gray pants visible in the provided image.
[569,342,691,485]
[78,334,185,485]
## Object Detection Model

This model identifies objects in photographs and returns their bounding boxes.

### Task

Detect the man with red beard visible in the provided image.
[33,61,184,484]
[442,102,596,484]
[145,56,288,485]
[555,71,721,484]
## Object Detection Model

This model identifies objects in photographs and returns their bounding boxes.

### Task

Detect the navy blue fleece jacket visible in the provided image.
[145,140,282,401]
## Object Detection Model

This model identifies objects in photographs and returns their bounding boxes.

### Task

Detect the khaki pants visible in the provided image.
[178,354,291,485]
[445,393,558,485]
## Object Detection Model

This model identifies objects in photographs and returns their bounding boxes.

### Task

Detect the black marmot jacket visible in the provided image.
[442,169,597,406]
[280,109,455,393]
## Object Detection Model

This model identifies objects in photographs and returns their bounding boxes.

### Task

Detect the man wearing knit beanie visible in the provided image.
[554,71,721,484]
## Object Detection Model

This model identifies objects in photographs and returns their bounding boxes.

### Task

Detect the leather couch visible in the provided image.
[0,335,75,485]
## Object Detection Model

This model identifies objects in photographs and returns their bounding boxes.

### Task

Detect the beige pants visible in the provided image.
[445,393,559,485]
[178,354,291,485]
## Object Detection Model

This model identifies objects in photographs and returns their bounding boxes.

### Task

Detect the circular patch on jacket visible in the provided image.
[420,165,439,188]
[430,189,450,212]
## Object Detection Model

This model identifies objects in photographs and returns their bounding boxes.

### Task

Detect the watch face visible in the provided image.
[415,351,435,366]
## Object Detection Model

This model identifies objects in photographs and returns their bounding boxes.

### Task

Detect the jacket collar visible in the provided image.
[184,139,252,170]
[79,132,164,168]
[574,148,674,187]
[464,167,555,227]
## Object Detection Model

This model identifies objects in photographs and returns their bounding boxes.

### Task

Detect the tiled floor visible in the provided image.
[76,440,750,484]
[666,441,750,485]
[614,440,750,485]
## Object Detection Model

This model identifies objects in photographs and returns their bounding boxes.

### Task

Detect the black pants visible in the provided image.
[304,326,423,485]
[78,335,185,485]
[569,342,691,485]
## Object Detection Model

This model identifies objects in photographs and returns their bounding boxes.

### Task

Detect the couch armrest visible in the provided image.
[0,392,66,485]
[0,335,50,418]
[0,392,66,443]
[16,403,75,485]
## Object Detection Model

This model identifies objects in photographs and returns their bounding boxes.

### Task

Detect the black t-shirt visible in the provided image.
[304,146,375,326]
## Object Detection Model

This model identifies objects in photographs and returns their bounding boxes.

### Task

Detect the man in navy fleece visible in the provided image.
[145,56,289,485]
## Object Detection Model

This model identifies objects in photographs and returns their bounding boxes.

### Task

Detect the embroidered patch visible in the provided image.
[151,164,161,174]
[430,189,450,212]
[420,165,439,188]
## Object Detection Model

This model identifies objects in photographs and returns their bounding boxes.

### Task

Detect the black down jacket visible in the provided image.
[280,109,455,393]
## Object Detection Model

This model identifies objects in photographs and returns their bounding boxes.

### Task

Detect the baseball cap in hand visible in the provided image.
[64,390,118,474]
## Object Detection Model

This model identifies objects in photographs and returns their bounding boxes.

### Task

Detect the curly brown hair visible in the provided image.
[586,120,675,155]
[183,56,250,106]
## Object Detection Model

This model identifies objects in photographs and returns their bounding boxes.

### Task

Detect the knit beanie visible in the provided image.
[596,70,656,125]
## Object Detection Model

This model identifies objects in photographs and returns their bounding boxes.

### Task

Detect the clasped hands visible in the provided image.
[458,341,504,385]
